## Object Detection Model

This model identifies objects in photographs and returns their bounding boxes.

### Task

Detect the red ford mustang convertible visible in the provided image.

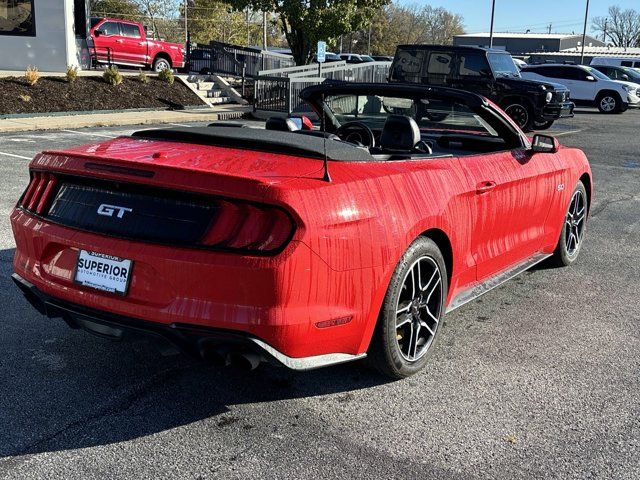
[10,83,591,378]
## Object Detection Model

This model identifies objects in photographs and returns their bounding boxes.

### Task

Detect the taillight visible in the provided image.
[200,200,294,253]
[20,171,58,215]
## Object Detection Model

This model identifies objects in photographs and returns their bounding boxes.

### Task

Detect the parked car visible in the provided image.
[312,52,342,63]
[372,55,393,62]
[88,17,185,71]
[389,45,574,131]
[11,82,591,378]
[591,65,640,86]
[521,64,640,113]
[590,57,640,69]
[339,53,366,64]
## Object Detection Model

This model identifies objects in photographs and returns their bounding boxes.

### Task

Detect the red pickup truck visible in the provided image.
[89,17,185,71]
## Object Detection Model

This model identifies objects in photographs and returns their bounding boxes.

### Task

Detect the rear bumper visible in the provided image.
[11,273,365,371]
[540,101,575,120]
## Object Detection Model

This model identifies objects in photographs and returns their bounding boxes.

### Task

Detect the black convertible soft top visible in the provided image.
[131,126,374,161]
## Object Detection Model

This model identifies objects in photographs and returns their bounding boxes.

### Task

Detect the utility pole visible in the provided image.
[580,0,590,65]
[184,0,188,45]
[603,18,608,43]
[262,11,268,50]
[246,8,250,46]
[548,23,552,34]
[489,0,496,48]
[368,24,372,55]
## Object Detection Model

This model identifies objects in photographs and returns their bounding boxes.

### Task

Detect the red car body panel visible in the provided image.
[10,127,592,361]
[89,18,185,69]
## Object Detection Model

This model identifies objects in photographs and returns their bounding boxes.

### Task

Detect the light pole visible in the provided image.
[489,0,496,48]
[580,0,590,65]
[184,0,188,45]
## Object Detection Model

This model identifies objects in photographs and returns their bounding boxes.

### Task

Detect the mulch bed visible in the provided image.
[0,76,205,115]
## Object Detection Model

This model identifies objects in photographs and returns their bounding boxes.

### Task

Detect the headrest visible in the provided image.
[266,117,299,132]
[379,115,421,152]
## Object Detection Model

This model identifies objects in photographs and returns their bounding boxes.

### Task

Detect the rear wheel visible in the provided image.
[503,100,534,131]
[368,237,447,378]
[549,181,588,267]
[597,92,621,113]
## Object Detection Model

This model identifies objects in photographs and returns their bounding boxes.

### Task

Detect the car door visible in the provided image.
[461,146,561,281]
[450,52,495,98]
[119,22,147,65]
[561,67,597,101]
[92,20,124,64]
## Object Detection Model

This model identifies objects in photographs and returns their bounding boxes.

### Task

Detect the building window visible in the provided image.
[0,0,36,36]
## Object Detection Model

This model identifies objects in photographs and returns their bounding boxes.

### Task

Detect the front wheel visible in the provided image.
[549,181,588,267]
[368,237,447,378]
[153,57,171,72]
[503,101,534,131]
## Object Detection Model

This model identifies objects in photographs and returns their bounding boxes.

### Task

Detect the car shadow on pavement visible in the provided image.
[0,248,389,458]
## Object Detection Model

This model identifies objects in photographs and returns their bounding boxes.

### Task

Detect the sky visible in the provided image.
[424,0,640,36]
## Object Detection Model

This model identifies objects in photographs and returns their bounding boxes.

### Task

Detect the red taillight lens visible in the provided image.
[201,200,294,253]
[20,171,58,215]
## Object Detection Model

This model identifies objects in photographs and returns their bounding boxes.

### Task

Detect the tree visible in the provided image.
[185,1,281,47]
[90,0,144,19]
[357,4,464,55]
[223,0,389,65]
[592,6,640,47]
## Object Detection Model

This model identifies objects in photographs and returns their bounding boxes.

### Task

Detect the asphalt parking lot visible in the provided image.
[1,110,639,479]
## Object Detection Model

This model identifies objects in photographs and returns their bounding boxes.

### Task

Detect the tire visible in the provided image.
[503,100,534,131]
[549,181,588,267]
[534,120,554,130]
[596,92,621,114]
[153,57,171,72]
[368,237,448,378]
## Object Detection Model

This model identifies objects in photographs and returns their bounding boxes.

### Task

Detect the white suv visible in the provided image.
[521,64,640,113]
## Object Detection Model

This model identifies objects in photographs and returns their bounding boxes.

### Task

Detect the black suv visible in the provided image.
[389,45,574,131]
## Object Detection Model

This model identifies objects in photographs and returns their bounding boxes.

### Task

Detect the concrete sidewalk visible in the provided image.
[0,106,250,133]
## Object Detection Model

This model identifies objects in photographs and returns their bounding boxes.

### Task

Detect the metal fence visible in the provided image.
[188,41,295,77]
[254,61,392,113]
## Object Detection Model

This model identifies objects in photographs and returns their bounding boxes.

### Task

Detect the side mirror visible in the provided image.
[531,134,559,153]
[585,75,596,82]
[94,29,102,37]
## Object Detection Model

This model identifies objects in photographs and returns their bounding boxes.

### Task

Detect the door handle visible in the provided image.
[476,181,497,194]
[115,39,124,43]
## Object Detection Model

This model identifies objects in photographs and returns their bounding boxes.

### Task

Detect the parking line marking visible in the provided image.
[0,151,31,160]
[553,129,584,137]
[61,129,116,138]
[169,123,191,127]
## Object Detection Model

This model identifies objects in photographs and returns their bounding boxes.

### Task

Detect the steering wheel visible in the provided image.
[334,121,376,148]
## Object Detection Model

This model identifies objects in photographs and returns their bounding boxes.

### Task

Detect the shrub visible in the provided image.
[138,69,149,84]
[25,66,39,86]
[103,65,122,86]
[66,65,79,83]
[158,68,174,85]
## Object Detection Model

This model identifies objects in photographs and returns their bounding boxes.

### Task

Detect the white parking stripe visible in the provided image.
[61,129,116,138]
[0,151,31,160]
[169,123,191,127]
[553,129,584,137]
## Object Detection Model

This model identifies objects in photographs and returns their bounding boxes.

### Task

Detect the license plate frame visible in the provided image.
[74,250,133,296]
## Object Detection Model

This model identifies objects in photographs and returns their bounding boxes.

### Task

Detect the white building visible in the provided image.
[0,0,90,71]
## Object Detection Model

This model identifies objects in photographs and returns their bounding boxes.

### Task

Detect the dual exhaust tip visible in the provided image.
[199,343,262,371]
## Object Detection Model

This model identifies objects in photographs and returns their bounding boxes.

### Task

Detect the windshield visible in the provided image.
[585,67,611,81]
[621,67,640,81]
[488,53,520,77]
[323,94,499,136]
